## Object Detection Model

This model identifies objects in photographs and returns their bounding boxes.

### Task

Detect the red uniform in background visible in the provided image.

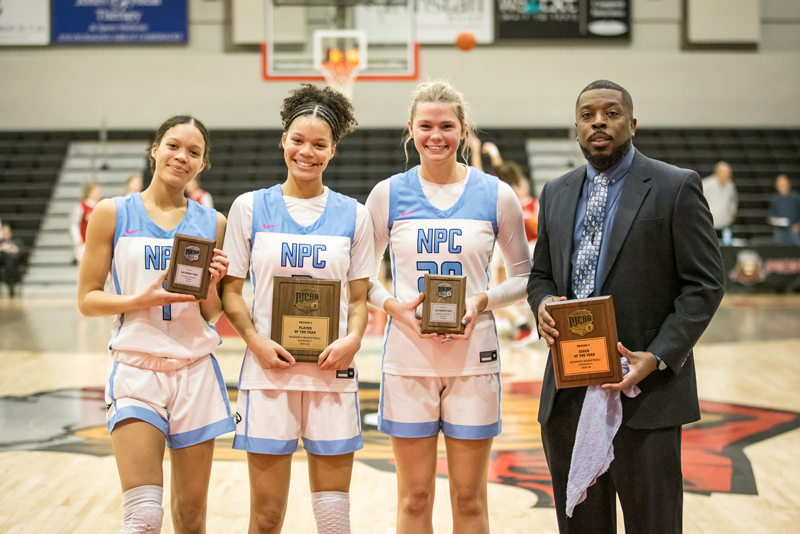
[79,200,94,243]
[521,196,539,245]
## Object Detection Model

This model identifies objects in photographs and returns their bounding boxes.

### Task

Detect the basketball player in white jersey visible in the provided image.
[78,116,235,534]
[221,85,373,534]
[365,81,532,533]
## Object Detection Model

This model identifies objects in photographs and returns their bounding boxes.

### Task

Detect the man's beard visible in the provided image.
[580,135,632,171]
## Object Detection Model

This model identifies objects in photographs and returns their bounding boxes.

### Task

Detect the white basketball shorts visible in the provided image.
[233,389,363,456]
[378,373,502,440]
[105,355,235,449]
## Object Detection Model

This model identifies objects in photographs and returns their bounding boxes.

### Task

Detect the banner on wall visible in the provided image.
[52,0,188,44]
[417,0,494,44]
[496,0,630,41]
[0,0,50,45]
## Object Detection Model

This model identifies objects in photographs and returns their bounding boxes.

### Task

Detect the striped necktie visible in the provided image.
[573,172,610,299]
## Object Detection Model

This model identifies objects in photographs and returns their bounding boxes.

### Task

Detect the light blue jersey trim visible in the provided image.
[109,262,124,350]
[108,406,169,436]
[387,166,499,236]
[441,420,501,440]
[168,417,235,449]
[114,193,217,242]
[302,434,363,455]
[378,417,441,438]
[108,360,119,412]
[233,435,299,455]
[377,374,440,437]
[251,185,357,240]
[354,376,361,433]
[496,371,503,422]
[109,313,124,351]
[209,355,233,418]
[244,388,251,437]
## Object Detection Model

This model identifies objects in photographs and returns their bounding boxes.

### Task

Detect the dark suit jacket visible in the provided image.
[528,150,725,430]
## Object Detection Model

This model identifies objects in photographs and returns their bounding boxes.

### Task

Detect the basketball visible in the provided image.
[456,31,477,51]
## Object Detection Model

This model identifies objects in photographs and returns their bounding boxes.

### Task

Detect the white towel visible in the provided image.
[565,358,641,517]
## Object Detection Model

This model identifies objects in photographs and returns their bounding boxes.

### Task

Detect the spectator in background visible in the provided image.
[470,137,536,341]
[496,160,538,250]
[0,223,24,298]
[186,176,213,208]
[123,174,143,196]
[702,161,738,244]
[71,183,102,265]
[768,174,800,246]
[469,140,538,250]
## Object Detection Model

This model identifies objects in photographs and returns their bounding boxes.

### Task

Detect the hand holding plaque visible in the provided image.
[271,277,340,363]
[165,233,216,299]
[420,274,467,335]
[544,296,623,389]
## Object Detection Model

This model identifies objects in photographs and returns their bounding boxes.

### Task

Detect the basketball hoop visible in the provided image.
[320,56,361,100]
[313,30,367,101]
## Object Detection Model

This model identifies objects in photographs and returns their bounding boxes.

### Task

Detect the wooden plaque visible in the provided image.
[420,274,466,335]
[545,296,623,389]
[271,277,341,363]
[165,233,216,299]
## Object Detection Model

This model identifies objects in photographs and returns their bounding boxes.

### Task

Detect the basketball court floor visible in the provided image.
[0,293,798,533]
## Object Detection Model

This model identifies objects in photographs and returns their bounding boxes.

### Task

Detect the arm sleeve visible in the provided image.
[70,203,83,245]
[222,193,254,279]
[483,182,532,311]
[365,179,394,311]
[347,203,376,281]
[647,171,726,372]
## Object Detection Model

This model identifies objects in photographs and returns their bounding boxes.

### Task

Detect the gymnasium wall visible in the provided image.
[0,0,799,131]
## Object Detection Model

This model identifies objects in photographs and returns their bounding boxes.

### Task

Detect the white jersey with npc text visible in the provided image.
[108,193,221,360]
[373,166,503,377]
[224,185,374,393]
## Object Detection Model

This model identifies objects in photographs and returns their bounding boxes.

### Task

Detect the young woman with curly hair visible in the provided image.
[221,84,374,534]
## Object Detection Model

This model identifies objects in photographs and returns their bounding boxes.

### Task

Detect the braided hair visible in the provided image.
[280,84,357,144]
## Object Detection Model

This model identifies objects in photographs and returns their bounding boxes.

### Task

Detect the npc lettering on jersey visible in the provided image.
[144,245,172,270]
[281,243,327,269]
[417,228,462,254]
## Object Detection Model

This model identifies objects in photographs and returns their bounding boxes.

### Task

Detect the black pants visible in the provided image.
[542,387,683,534]
[0,252,21,287]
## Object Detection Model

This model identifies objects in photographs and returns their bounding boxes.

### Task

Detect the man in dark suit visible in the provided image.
[528,80,725,533]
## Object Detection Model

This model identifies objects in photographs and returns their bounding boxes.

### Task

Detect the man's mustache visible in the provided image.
[589,131,612,141]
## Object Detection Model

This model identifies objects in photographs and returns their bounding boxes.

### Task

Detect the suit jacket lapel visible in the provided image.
[599,151,651,289]
[557,167,585,293]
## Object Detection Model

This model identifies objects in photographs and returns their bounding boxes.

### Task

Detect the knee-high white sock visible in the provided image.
[311,491,351,534]
[121,485,163,534]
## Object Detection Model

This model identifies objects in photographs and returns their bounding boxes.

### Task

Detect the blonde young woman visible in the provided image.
[221,84,373,534]
[78,116,233,534]
[365,81,532,533]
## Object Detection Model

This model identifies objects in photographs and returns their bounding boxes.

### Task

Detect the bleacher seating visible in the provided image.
[1,127,797,285]
[202,128,539,217]
[634,129,800,242]
[0,132,96,277]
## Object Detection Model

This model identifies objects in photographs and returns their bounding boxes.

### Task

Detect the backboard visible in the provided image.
[262,0,419,82]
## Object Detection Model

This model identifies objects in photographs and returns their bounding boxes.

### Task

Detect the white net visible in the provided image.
[320,60,361,101]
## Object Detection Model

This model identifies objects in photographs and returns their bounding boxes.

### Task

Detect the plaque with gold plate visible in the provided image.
[165,233,216,299]
[420,274,467,335]
[544,296,622,389]
[271,277,340,363]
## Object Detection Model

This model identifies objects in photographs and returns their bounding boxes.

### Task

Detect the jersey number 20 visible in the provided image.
[416,261,462,293]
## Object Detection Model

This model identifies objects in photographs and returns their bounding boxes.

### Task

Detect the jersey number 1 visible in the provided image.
[161,280,171,321]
